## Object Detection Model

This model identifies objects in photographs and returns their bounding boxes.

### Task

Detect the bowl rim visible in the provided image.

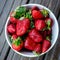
[5,4,59,57]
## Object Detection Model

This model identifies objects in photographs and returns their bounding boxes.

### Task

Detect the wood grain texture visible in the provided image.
[6,49,14,60]
[0,29,6,53]
[0,0,14,34]
[48,0,59,13]
[41,0,50,7]
[53,0,60,18]
[29,0,34,3]
[20,56,29,60]
[34,0,42,4]
[21,0,28,5]
[12,53,21,60]
[0,42,10,60]
[0,0,7,15]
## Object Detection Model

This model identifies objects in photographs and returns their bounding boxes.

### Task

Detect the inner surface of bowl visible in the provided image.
[5,4,59,57]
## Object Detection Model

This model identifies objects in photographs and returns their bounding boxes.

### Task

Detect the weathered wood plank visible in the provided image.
[29,0,34,3]
[0,0,7,15]
[0,0,14,34]
[41,0,50,7]
[0,29,6,53]
[44,16,60,60]
[0,42,10,60]
[48,0,58,13]
[20,56,29,60]
[12,53,21,60]
[53,0,60,18]
[34,0,42,4]
[10,0,22,11]
[21,0,28,5]
[6,49,14,60]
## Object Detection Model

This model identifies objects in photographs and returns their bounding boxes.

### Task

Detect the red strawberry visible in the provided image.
[31,6,39,11]
[42,39,51,53]
[29,29,43,43]
[10,16,17,24]
[12,34,17,40]
[7,24,15,34]
[32,10,43,19]
[16,18,30,36]
[12,37,23,51]
[24,37,36,50]
[35,20,46,31]
[45,18,53,30]
[34,44,42,53]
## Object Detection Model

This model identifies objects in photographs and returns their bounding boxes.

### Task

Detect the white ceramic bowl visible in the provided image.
[5,4,59,57]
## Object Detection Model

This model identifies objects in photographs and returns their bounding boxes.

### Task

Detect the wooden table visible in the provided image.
[0,0,60,60]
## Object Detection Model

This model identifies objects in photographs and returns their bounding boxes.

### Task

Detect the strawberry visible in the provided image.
[7,24,15,34]
[29,29,43,43]
[35,20,46,31]
[32,10,43,19]
[10,16,17,24]
[42,37,51,53]
[45,18,53,30]
[12,34,17,40]
[31,6,39,11]
[34,44,42,53]
[16,18,30,36]
[24,37,36,50]
[12,37,23,51]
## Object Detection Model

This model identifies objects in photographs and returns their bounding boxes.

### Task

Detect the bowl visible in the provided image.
[5,4,59,57]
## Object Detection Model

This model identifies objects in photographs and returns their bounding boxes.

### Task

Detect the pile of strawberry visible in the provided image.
[7,6,53,54]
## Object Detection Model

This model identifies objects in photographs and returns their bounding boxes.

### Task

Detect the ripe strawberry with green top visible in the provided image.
[7,24,15,34]
[29,29,43,43]
[32,10,43,19]
[34,44,42,54]
[24,37,36,50]
[16,18,30,36]
[12,37,23,51]
[42,36,51,53]
[35,20,46,31]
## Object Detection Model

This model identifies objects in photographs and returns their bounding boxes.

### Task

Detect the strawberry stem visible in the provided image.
[13,37,21,46]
